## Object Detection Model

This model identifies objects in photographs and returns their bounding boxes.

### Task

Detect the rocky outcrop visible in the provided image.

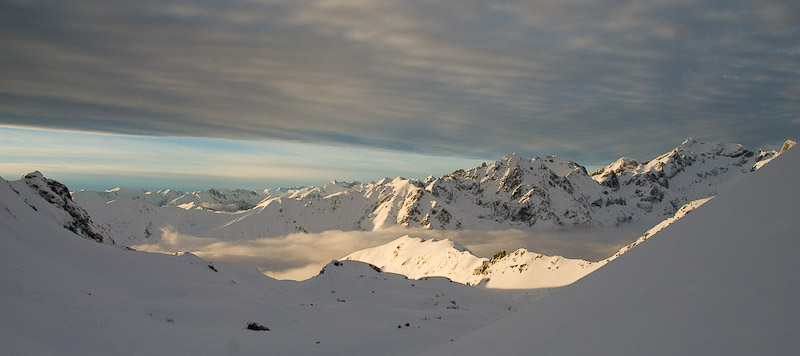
[22,172,109,244]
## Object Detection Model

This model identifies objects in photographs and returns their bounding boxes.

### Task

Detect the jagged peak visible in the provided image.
[18,171,109,244]
[23,171,72,202]
[535,155,588,177]
[780,139,796,153]
[591,156,639,178]
[323,180,360,188]
[22,171,45,181]
[680,137,698,147]
[499,152,529,164]
[646,139,740,166]
[391,176,408,183]
[374,177,393,185]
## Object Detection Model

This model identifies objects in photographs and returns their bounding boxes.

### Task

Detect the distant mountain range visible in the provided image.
[70,138,791,247]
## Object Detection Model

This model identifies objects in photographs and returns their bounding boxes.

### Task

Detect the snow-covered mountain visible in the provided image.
[85,186,272,212]
[420,145,800,356]
[0,174,519,355]
[73,139,788,247]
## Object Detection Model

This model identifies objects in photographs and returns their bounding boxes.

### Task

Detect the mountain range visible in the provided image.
[72,138,786,248]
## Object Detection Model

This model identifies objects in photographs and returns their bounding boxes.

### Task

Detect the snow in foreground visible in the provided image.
[421,147,800,355]
[0,177,517,355]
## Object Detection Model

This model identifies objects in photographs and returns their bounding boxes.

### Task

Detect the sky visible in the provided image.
[1,0,798,191]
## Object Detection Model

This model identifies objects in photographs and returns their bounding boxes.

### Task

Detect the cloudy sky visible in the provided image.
[1,0,798,190]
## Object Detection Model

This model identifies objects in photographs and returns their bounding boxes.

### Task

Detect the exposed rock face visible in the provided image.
[425,153,595,228]
[21,172,109,244]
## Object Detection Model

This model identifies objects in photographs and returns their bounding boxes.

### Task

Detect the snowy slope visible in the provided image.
[0,175,519,355]
[73,139,783,249]
[345,236,487,284]
[420,145,800,355]
[344,236,604,289]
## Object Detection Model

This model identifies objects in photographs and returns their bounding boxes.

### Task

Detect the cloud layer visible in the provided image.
[1,0,798,163]
[131,225,635,280]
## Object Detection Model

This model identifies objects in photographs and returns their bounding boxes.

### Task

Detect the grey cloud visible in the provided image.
[1,0,797,164]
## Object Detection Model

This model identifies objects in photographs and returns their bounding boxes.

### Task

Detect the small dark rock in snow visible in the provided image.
[246,322,270,331]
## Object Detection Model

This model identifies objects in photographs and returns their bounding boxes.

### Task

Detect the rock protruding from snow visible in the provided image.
[590,157,639,184]
[752,139,795,170]
[8,172,110,244]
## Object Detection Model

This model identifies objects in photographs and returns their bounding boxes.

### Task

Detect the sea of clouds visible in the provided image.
[132,225,639,280]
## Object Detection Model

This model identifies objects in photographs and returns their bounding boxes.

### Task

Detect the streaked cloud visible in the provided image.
[1,0,797,166]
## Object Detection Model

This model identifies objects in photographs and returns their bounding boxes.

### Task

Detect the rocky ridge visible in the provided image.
[4,172,110,243]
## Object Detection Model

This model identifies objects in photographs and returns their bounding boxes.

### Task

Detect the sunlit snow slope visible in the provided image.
[421,146,800,355]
